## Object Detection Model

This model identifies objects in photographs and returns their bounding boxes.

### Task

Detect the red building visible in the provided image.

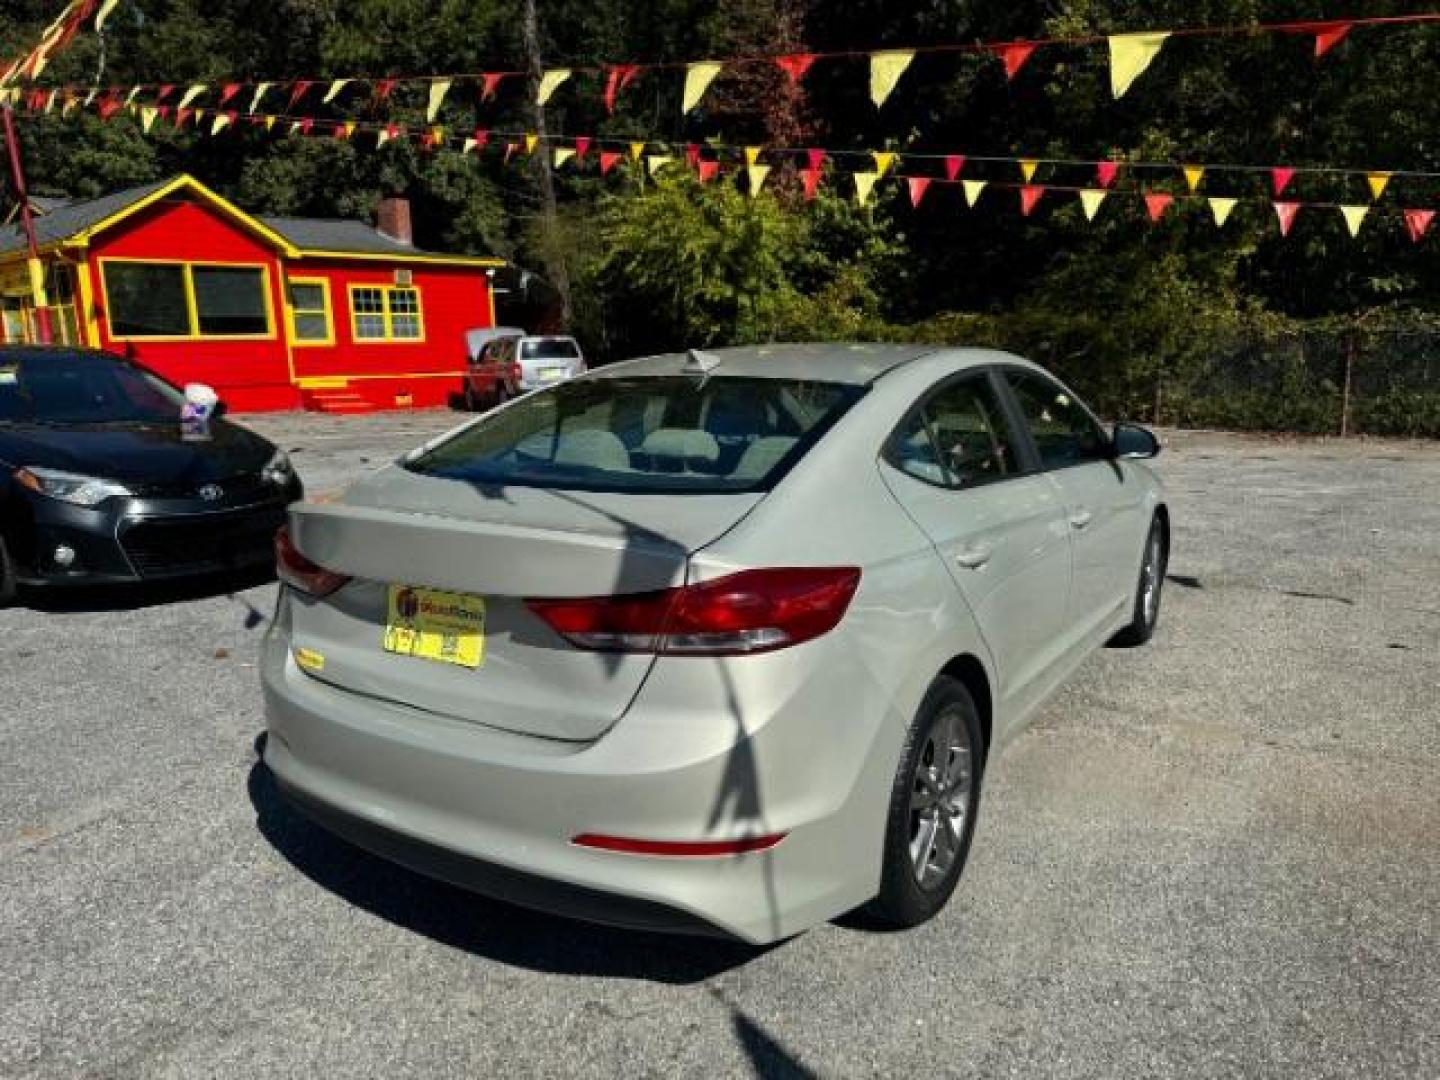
[0,174,503,412]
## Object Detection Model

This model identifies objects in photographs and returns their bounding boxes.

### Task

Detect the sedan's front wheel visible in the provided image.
[1110,514,1167,647]
[868,675,983,929]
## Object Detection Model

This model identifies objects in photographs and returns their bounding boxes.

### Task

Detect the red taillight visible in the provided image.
[526,567,860,656]
[275,525,350,598]
[572,832,787,857]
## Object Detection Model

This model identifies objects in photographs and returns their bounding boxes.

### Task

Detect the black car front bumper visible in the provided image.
[12,478,302,587]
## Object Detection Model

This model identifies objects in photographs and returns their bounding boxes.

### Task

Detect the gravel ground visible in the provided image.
[2,413,1437,1079]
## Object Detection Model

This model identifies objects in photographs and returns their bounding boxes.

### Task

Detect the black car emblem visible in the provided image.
[198,484,224,502]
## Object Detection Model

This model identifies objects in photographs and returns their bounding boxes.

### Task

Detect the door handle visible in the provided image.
[954,543,994,569]
[1068,509,1093,531]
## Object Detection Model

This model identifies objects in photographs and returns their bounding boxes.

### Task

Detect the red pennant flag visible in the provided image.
[157,105,172,121]
[1273,201,1301,236]
[288,81,313,109]
[603,65,640,113]
[332,122,350,140]
[156,85,175,103]
[802,167,823,201]
[471,128,489,150]
[573,136,590,161]
[481,73,509,102]
[697,160,720,184]
[219,83,242,106]
[176,108,195,128]
[685,142,701,169]
[599,151,622,176]
[774,53,817,84]
[1311,21,1353,58]
[1271,167,1296,196]
[996,42,1038,80]
[1020,185,1045,217]
[1404,209,1435,243]
[26,89,46,112]
[908,177,932,208]
[221,109,239,130]
[806,149,827,173]
[943,155,965,182]
[1096,161,1121,189]
[97,96,124,120]
[1144,193,1174,222]
[373,78,398,102]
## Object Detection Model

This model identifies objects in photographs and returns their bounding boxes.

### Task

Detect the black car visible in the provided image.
[0,346,302,603]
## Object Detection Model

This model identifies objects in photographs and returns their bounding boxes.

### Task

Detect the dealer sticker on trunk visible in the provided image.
[382,585,487,669]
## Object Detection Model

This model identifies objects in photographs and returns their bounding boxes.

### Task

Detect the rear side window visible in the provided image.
[1005,372,1108,469]
[888,376,1018,490]
[407,376,864,493]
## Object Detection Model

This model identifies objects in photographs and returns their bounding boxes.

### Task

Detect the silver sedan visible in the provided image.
[262,344,1168,943]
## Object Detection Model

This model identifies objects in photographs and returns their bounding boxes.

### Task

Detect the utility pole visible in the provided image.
[2,104,53,344]
[521,0,573,331]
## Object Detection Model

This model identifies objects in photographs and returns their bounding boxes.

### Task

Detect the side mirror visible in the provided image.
[1112,422,1161,460]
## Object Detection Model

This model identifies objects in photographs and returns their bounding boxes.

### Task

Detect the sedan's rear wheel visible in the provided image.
[1110,514,1167,647]
[868,675,983,929]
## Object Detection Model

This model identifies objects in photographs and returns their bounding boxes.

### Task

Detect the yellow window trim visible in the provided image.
[346,283,427,345]
[97,256,278,342]
[74,175,301,258]
[293,249,503,268]
[285,275,335,347]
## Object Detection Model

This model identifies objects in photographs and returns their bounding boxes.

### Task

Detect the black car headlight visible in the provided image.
[261,450,293,486]
[14,467,133,508]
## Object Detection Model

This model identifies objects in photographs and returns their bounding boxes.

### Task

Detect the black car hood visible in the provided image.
[0,418,275,488]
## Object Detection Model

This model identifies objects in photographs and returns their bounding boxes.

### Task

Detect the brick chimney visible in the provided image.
[376,195,413,246]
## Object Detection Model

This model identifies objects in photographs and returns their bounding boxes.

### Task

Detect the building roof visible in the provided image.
[0,175,501,267]
[0,178,172,256]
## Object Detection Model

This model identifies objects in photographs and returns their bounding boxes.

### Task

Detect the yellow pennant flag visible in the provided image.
[61,95,79,116]
[44,89,58,113]
[744,146,762,167]
[178,84,207,110]
[377,126,394,148]
[338,121,357,140]
[140,106,158,132]
[250,82,272,113]
[870,50,914,108]
[1340,205,1370,237]
[682,61,723,114]
[426,79,452,122]
[962,179,988,207]
[853,171,879,206]
[553,147,576,168]
[646,154,674,177]
[1366,172,1392,201]
[1079,189,1108,221]
[747,164,771,197]
[95,0,121,31]
[873,151,896,178]
[323,79,351,104]
[1209,197,1238,227]
[524,133,539,155]
[288,121,303,136]
[461,136,478,154]
[194,108,207,124]
[537,69,572,105]
[1109,32,1170,98]
[1183,165,1206,193]
[210,113,232,135]
[263,115,277,131]
[629,141,646,161]
[1019,159,1039,183]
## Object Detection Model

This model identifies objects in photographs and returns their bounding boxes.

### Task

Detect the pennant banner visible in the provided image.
[1339,204,1369,237]
[427,79,451,122]
[907,176,931,208]
[1183,165,1206,193]
[746,164,771,197]
[1274,200,1302,236]
[1210,196,1239,227]
[963,180,988,207]
[1405,209,1435,243]
[1079,189,1107,221]
[537,68,572,105]
[853,171,879,206]
[682,61,722,113]
[870,49,914,107]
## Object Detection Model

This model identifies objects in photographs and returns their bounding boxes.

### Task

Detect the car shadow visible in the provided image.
[18,566,276,614]
[246,742,772,985]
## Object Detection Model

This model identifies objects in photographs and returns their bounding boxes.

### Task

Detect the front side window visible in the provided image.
[1006,371,1108,469]
[351,285,424,341]
[888,376,1017,490]
[287,279,333,344]
[102,261,271,339]
[406,375,865,494]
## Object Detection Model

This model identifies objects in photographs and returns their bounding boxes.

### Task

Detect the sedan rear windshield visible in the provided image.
[406,375,865,493]
[520,339,580,360]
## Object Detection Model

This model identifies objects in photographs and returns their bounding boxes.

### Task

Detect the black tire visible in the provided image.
[1110,514,1167,647]
[0,534,16,608]
[494,382,512,407]
[463,383,479,412]
[868,675,984,929]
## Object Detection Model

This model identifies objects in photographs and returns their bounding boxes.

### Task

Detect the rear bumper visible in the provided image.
[260,607,906,944]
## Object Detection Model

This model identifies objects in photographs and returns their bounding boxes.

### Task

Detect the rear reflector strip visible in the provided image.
[571,832,788,858]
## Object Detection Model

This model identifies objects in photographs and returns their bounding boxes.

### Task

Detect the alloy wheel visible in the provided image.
[907,705,974,890]
[1141,529,1163,625]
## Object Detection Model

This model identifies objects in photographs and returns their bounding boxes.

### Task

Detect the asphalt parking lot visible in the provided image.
[2,412,1437,1079]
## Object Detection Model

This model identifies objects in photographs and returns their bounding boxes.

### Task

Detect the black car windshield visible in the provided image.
[407,375,865,493]
[0,351,185,425]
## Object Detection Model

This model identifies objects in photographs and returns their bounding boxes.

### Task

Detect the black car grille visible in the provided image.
[128,475,273,502]
[119,505,287,578]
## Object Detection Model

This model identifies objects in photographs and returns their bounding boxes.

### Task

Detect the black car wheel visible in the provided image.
[495,383,512,407]
[868,675,984,929]
[0,534,16,607]
[1110,514,1167,648]
[463,383,479,412]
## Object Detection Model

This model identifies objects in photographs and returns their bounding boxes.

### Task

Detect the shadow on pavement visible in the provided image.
[18,566,276,615]
[246,747,771,985]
